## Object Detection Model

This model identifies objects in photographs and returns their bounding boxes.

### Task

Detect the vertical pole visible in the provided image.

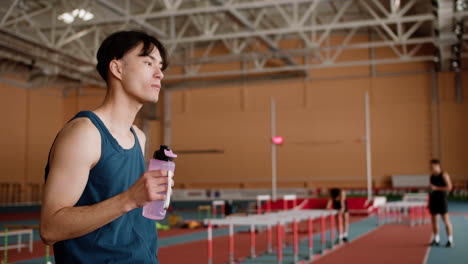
[250,224,256,258]
[420,206,424,224]
[430,70,441,159]
[271,97,277,201]
[389,207,394,223]
[257,199,261,215]
[3,228,7,264]
[386,207,391,223]
[397,206,402,223]
[330,214,335,248]
[378,207,383,225]
[365,91,373,202]
[308,217,314,260]
[293,219,298,264]
[425,207,431,224]
[321,215,326,252]
[267,224,273,253]
[18,234,21,253]
[277,222,283,264]
[163,89,172,146]
[409,206,415,227]
[46,244,50,264]
[207,221,213,264]
[229,224,234,264]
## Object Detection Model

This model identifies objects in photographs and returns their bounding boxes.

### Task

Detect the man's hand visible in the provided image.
[124,170,175,209]
[430,184,438,191]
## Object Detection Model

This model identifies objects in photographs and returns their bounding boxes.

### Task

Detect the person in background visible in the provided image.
[326,188,349,242]
[428,159,454,247]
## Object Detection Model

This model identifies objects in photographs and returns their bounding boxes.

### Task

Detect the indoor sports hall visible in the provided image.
[0,0,467,263]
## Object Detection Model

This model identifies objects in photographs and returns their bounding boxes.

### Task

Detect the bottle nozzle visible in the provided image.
[153,145,177,161]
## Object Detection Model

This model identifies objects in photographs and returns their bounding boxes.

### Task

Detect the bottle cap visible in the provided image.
[153,145,177,161]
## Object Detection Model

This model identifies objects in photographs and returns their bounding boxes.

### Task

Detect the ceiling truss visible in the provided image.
[0,0,467,87]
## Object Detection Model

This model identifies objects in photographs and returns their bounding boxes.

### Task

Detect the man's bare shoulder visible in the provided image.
[50,117,101,167]
[56,118,101,148]
[132,124,146,143]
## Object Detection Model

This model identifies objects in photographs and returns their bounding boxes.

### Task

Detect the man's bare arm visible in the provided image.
[40,118,168,245]
[340,190,346,211]
[439,172,453,191]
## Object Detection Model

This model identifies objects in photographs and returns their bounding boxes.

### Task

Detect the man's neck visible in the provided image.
[94,87,143,134]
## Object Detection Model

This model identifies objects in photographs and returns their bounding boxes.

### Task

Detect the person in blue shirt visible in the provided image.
[40,30,171,263]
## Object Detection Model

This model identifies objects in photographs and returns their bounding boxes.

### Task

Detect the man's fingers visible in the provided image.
[146,170,168,177]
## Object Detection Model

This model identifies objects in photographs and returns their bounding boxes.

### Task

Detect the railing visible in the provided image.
[0,182,43,205]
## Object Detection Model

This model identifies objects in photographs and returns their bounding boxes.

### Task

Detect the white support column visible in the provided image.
[163,89,172,146]
[365,91,373,202]
[271,97,277,201]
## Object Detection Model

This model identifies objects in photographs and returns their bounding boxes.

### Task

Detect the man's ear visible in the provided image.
[109,59,123,80]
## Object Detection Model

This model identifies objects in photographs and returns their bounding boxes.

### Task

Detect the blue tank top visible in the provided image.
[44,111,158,264]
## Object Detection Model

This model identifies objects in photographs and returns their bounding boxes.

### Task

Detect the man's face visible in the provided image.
[431,163,441,173]
[119,43,164,104]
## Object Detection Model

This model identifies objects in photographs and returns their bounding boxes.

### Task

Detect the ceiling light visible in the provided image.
[58,9,94,24]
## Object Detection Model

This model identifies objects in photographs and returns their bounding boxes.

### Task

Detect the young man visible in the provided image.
[326,188,349,243]
[428,159,454,247]
[40,31,171,263]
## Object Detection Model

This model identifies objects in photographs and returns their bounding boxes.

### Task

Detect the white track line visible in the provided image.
[422,235,433,264]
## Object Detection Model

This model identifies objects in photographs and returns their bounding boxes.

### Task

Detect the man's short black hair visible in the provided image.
[430,159,440,165]
[330,188,341,198]
[96,30,168,82]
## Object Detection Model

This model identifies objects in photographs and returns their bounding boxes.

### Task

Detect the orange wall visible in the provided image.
[2,70,466,188]
[0,85,63,183]
[439,72,468,182]
[0,85,106,184]
[0,33,466,190]
[370,74,432,185]
[170,70,468,188]
[26,88,63,183]
[0,84,28,183]
[0,82,169,186]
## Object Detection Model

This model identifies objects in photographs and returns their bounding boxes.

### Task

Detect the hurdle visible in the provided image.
[329,213,335,249]
[320,215,326,253]
[212,200,226,218]
[307,217,313,260]
[198,205,211,219]
[204,209,339,264]
[377,201,429,226]
[207,221,213,264]
[282,194,297,210]
[256,195,272,214]
[402,193,429,202]
[0,228,33,253]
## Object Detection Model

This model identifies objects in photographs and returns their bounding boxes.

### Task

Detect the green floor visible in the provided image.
[3,201,468,264]
[426,201,468,264]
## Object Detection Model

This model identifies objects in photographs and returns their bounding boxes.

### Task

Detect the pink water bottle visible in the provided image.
[142,145,177,220]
